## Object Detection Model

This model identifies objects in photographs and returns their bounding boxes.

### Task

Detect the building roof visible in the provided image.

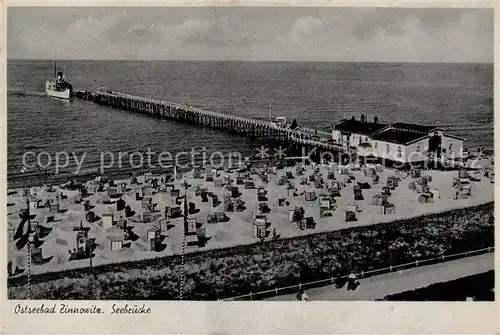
[334,119,388,136]
[335,118,465,145]
[372,129,427,145]
[390,123,439,134]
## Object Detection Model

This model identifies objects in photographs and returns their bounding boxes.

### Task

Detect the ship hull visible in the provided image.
[46,81,71,99]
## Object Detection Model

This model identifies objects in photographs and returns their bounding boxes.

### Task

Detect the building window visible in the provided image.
[449,143,453,152]
[386,144,390,154]
[416,145,421,154]
[374,142,378,149]
[398,146,402,157]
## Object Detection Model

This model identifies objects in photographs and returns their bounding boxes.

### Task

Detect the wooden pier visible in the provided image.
[74,89,344,156]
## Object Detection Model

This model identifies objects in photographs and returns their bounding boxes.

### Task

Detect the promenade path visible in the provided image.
[266,253,494,301]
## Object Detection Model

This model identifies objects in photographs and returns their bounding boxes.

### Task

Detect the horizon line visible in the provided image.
[7,58,494,65]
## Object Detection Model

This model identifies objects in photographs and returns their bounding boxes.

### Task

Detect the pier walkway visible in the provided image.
[74,89,343,153]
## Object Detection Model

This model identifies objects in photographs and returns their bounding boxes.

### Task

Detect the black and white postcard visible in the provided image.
[2,2,498,334]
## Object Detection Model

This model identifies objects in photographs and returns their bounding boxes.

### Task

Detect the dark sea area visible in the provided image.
[7,60,493,188]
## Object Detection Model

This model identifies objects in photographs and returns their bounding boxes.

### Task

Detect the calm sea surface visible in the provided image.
[7,60,494,187]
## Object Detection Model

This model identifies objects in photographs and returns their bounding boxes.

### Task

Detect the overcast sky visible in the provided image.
[7,7,494,63]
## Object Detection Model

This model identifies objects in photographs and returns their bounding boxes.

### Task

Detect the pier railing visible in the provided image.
[74,89,344,152]
[219,246,494,301]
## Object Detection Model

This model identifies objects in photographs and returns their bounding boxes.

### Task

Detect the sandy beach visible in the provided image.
[7,157,494,276]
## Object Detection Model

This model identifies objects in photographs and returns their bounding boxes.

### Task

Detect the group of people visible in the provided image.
[295,273,359,301]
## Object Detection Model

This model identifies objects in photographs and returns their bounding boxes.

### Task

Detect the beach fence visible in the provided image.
[219,247,494,301]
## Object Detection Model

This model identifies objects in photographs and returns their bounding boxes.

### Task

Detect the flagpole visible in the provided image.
[26,197,32,300]
[141,147,146,177]
[179,191,187,300]
[21,164,33,300]
[87,232,94,299]
[27,240,31,300]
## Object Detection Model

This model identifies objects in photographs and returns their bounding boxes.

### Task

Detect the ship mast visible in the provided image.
[54,60,56,78]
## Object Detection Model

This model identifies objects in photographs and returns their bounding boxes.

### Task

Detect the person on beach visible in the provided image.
[296,289,303,301]
[296,289,310,301]
[347,272,357,291]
